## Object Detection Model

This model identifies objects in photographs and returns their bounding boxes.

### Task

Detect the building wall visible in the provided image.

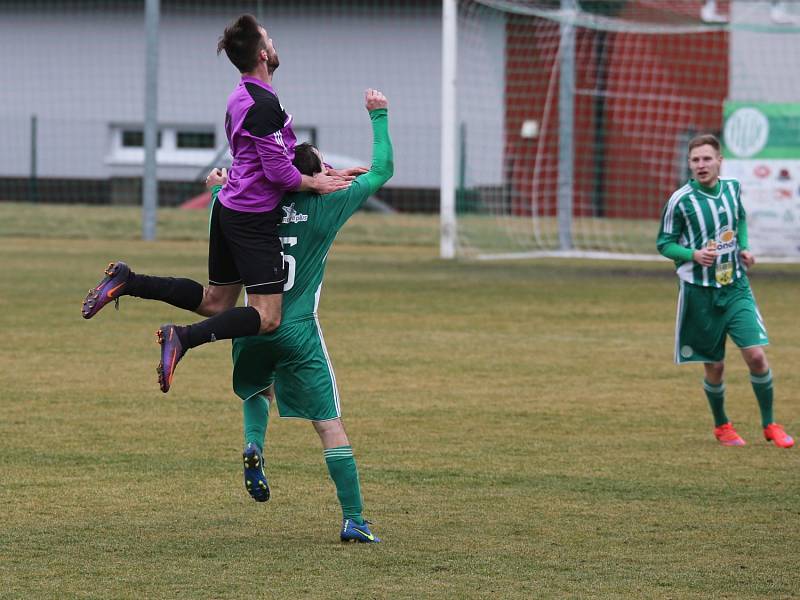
[0,1,449,199]
[730,0,800,102]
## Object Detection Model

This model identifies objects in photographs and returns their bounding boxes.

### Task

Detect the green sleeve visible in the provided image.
[324,108,394,229]
[660,242,695,262]
[737,204,749,251]
[359,108,394,196]
[656,198,695,263]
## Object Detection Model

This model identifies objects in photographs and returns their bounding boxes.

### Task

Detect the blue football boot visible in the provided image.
[340,518,381,543]
[242,443,270,502]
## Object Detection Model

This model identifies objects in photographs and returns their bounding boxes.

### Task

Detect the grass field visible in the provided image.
[1,203,799,599]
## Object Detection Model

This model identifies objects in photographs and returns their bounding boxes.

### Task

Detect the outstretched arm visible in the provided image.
[359,89,394,195]
[322,89,395,228]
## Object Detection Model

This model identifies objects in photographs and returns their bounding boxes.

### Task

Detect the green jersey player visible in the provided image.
[209,89,393,542]
[657,134,793,448]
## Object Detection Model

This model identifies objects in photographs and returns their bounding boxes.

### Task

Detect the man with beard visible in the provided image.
[82,14,355,393]
[211,88,393,543]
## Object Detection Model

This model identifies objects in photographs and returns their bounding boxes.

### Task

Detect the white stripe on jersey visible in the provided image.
[724,180,739,215]
[688,194,710,287]
[662,183,692,234]
[706,194,723,289]
[272,130,288,156]
[719,185,742,279]
[314,314,341,417]
[313,281,322,315]
[676,203,696,284]
[751,289,768,333]
[676,260,695,282]
[678,204,695,247]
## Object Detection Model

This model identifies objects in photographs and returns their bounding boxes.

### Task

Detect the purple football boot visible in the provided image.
[156,324,186,393]
[81,261,131,319]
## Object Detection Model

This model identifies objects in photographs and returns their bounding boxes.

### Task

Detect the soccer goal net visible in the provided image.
[444,0,800,260]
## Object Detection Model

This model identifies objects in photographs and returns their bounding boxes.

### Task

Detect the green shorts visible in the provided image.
[674,276,769,364]
[231,318,340,421]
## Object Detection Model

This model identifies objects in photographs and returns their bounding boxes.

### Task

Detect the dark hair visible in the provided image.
[688,134,721,154]
[293,142,323,176]
[217,14,266,73]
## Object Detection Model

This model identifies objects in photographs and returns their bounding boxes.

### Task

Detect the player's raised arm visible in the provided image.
[359,88,394,194]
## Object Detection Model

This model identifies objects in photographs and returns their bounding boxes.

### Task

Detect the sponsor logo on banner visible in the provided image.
[754,165,771,178]
[722,102,800,258]
[724,107,770,158]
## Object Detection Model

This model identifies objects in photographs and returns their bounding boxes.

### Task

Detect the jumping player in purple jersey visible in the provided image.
[81,14,360,393]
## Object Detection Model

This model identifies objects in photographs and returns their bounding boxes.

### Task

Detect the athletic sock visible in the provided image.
[243,394,269,452]
[183,306,261,349]
[750,369,774,427]
[324,446,364,524]
[703,379,729,427]
[125,272,204,312]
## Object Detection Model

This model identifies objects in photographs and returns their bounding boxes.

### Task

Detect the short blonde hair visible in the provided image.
[688,134,721,155]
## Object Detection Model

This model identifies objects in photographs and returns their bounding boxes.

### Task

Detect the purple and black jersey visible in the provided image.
[218,76,302,213]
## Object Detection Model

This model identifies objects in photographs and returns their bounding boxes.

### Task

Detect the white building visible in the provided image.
[0,0,475,209]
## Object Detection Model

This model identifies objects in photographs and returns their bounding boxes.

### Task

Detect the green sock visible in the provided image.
[324,446,364,524]
[703,379,728,427]
[243,394,269,452]
[750,369,774,428]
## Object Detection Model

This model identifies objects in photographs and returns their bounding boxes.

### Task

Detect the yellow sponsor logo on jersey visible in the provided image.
[715,262,734,285]
[712,228,737,255]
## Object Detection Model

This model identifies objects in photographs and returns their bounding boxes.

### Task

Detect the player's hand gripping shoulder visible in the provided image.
[327,166,369,178]
[301,171,352,194]
[365,88,388,111]
[206,167,227,189]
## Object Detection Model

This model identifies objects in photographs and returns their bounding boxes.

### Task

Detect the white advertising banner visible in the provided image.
[722,103,800,258]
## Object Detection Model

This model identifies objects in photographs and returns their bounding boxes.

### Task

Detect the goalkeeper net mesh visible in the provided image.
[452,0,800,260]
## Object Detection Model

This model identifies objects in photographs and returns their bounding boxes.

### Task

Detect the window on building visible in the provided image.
[121,129,162,148]
[176,131,215,149]
[108,124,217,168]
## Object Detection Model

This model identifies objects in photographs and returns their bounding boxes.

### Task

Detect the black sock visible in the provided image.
[184,306,261,348]
[126,272,204,312]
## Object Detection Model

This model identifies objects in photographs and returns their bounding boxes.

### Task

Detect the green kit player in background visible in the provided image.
[207,89,393,542]
[657,134,794,448]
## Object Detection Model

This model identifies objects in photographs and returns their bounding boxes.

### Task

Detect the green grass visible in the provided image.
[457,214,659,255]
[1,204,799,598]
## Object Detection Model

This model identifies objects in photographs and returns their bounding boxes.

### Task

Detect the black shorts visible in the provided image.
[208,200,286,295]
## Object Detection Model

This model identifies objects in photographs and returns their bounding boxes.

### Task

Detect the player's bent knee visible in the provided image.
[198,286,239,316]
[313,418,349,448]
[743,349,768,373]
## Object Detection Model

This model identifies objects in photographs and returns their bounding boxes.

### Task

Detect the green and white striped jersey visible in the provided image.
[657,178,746,287]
